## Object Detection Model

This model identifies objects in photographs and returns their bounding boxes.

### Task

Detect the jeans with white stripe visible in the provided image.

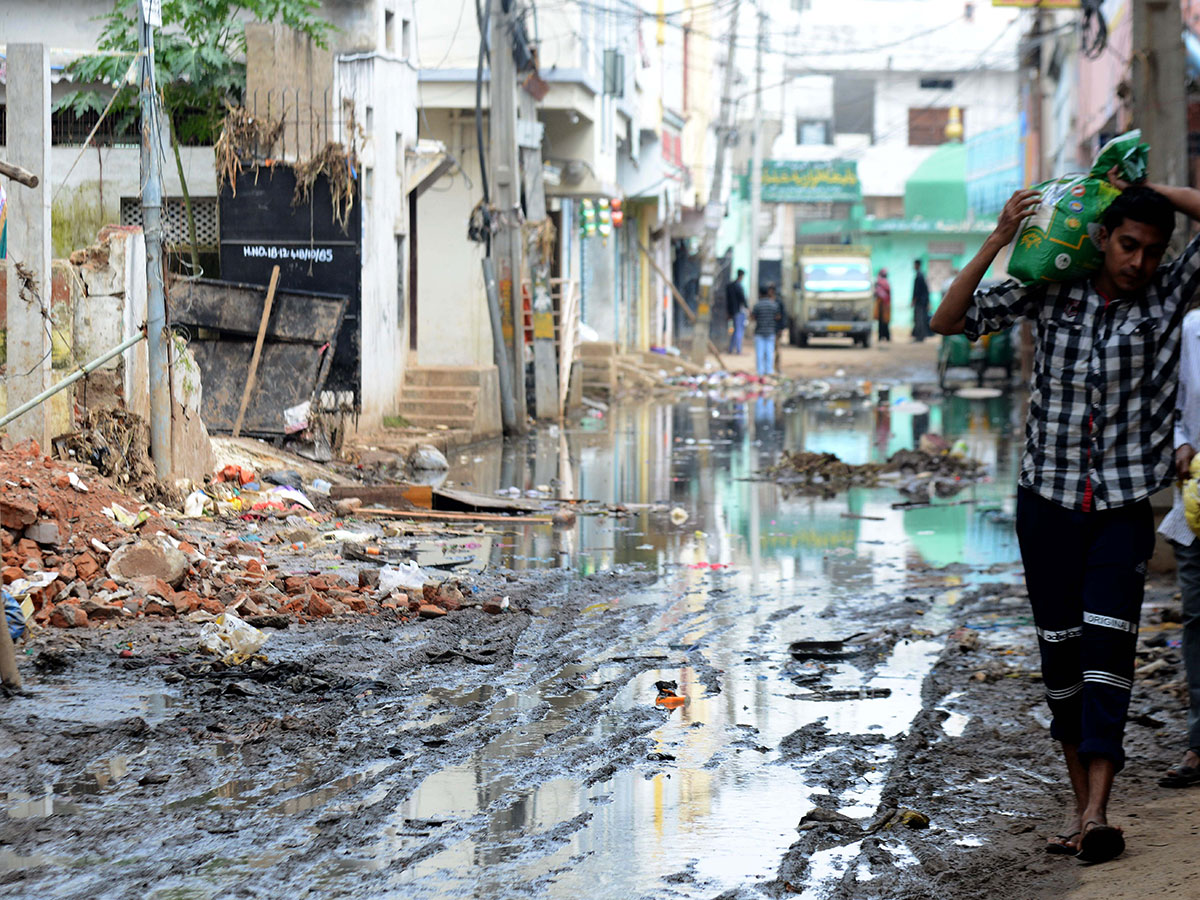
[1016,487,1154,772]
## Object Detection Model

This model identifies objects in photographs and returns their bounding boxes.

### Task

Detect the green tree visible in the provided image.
[59,0,332,272]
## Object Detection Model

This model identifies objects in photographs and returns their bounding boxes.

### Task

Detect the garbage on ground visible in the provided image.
[5,589,28,641]
[378,561,430,595]
[409,445,449,471]
[1009,130,1148,285]
[198,611,269,664]
[769,445,987,499]
[668,507,689,526]
[654,679,686,709]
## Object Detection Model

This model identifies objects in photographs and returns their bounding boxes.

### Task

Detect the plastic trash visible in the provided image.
[269,486,315,511]
[68,472,89,493]
[378,561,429,594]
[1184,455,1200,536]
[1009,130,1149,285]
[184,490,211,518]
[264,469,303,487]
[669,507,689,526]
[5,589,27,641]
[409,444,449,471]
[198,612,269,665]
[310,478,332,496]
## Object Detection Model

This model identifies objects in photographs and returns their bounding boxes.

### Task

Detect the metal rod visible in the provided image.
[139,2,172,477]
[0,331,146,430]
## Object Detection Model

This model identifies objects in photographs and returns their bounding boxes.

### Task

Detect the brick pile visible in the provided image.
[1,442,492,630]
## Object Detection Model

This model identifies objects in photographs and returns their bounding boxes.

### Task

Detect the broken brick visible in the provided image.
[2,566,22,584]
[0,499,37,530]
[74,553,100,581]
[418,603,447,619]
[307,594,333,617]
[143,597,175,617]
[50,602,89,628]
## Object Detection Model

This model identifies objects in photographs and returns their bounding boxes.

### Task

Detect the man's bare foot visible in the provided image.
[1045,811,1083,855]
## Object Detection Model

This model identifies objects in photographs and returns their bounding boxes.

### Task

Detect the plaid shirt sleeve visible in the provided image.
[1157,230,1200,309]
[961,279,1037,341]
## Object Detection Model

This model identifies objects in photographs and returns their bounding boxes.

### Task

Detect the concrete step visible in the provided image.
[396,398,477,419]
[393,413,477,431]
[405,366,485,387]
[579,341,617,359]
[401,386,478,402]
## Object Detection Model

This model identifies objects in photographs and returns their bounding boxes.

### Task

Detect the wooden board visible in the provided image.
[433,486,545,513]
[330,484,433,509]
[355,508,552,524]
[170,277,347,344]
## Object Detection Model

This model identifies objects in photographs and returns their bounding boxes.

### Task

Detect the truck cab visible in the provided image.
[787,246,874,347]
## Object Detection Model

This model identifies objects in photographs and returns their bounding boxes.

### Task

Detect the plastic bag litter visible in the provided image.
[378,561,429,594]
[1183,455,1200,537]
[1009,130,1149,285]
[198,612,269,664]
[4,589,27,642]
[184,490,211,518]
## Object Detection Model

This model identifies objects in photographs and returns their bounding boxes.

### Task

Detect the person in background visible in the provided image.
[726,268,748,354]
[932,176,1200,864]
[911,259,931,341]
[752,283,783,377]
[1158,307,1200,791]
[875,268,892,343]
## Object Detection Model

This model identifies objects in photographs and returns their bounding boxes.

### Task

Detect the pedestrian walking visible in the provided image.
[727,268,748,354]
[1158,308,1200,791]
[911,259,930,341]
[752,284,783,377]
[874,268,892,342]
[932,176,1200,865]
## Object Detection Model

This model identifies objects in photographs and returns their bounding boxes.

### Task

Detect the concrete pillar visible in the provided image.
[4,44,52,448]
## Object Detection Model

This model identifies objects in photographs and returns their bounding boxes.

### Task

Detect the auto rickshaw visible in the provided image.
[936,328,1016,390]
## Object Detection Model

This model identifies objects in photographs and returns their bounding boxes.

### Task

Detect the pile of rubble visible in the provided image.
[2,442,499,631]
[769,445,988,499]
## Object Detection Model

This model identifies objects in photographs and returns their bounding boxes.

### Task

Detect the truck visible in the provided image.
[787,245,874,348]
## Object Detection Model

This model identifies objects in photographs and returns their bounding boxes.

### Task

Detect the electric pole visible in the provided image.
[689,0,742,364]
[1130,0,1187,250]
[489,0,528,431]
[747,8,766,314]
[139,0,172,475]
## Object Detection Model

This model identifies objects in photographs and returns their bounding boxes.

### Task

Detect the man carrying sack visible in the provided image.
[933,173,1200,864]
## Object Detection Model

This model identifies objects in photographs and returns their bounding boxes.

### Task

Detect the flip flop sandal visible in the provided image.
[1075,821,1125,864]
[1045,831,1080,855]
[1159,753,1200,788]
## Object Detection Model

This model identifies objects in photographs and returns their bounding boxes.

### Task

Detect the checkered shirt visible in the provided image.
[963,232,1200,511]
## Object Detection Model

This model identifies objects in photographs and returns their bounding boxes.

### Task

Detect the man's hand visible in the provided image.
[1176,443,1195,480]
[1106,165,1132,192]
[993,189,1041,244]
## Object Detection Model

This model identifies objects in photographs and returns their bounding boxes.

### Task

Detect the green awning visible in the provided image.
[905,144,968,223]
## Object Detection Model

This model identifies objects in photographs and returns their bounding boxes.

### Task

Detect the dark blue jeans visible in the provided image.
[1016,487,1154,772]
[1170,537,1200,751]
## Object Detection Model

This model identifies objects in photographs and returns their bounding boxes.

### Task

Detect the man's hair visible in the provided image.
[1101,185,1175,241]
[736,268,745,278]
[913,259,922,268]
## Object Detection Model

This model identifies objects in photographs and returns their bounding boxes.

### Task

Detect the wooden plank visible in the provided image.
[356,508,552,524]
[329,483,433,509]
[434,486,544,512]
[635,238,729,369]
[170,277,346,344]
[233,266,280,438]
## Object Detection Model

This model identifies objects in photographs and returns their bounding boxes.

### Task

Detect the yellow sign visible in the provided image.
[991,1,1080,7]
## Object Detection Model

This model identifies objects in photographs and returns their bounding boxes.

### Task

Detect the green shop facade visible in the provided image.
[722,143,1006,335]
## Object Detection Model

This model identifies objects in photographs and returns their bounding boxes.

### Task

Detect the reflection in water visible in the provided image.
[374,387,1027,898]
[447,386,1022,582]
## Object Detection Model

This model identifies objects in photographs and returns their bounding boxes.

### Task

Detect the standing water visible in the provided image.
[376,385,1024,898]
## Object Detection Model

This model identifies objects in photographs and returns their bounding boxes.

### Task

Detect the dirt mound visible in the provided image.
[769,447,987,498]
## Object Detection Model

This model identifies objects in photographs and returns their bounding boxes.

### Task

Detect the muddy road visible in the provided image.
[3,373,1195,899]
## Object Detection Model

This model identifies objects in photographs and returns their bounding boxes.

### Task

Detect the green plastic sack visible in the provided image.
[1008,130,1149,285]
